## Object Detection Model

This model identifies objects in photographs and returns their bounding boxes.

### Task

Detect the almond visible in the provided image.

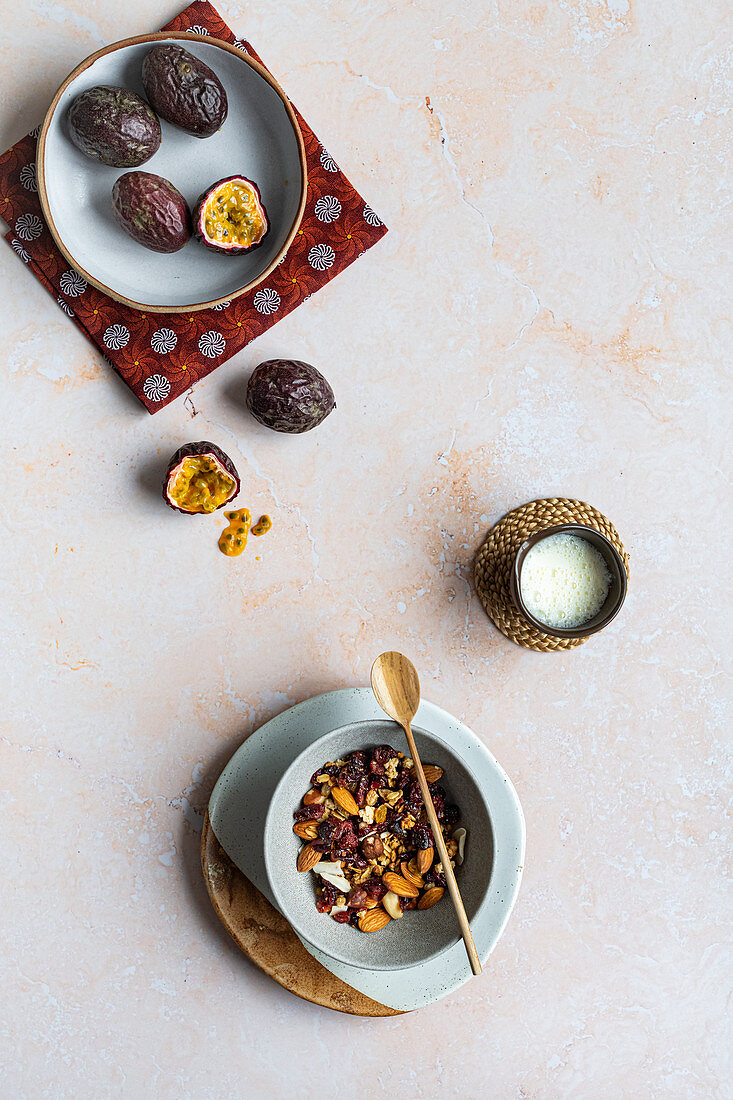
[422,764,443,783]
[358,907,391,932]
[382,871,419,898]
[417,886,444,910]
[401,860,424,888]
[416,846,434,874]
[332,787,359,816]
[293,821,319,840]
[363,896,380,909]
[383,891,403,920]
[296,843,322,872]
[303,788,325,806]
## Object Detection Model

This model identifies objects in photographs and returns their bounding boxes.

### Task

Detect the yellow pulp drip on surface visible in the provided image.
[204,181,265,248]
[219,509,252,556]
[520,533,611,629]
[251,514,272,536]
[170,457,235,514]
[218,511,272,556]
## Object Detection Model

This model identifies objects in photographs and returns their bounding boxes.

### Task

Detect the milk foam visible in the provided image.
[520,533,611,629]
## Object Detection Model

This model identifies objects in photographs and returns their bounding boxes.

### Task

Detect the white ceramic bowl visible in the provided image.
[264,720,496,972]
[37,33,307,312]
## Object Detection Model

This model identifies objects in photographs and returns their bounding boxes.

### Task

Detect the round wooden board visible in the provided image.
[200,812,404,1016]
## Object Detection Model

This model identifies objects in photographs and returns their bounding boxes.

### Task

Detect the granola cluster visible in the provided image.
[293,744,466,932]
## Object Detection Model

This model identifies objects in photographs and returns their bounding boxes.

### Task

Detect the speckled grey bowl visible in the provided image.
[264,720,493,971]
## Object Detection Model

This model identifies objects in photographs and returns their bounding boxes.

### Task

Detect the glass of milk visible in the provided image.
[510,524,627,638]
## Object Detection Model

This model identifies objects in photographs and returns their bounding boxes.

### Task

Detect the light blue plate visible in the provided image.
[208,688,525,1012]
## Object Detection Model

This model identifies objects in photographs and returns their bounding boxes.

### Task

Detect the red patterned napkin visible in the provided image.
[0,1,387,413]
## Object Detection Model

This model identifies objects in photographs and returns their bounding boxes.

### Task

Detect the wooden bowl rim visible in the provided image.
[36,31,308,314]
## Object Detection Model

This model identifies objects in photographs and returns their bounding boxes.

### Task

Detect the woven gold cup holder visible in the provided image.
[473,498,630,652]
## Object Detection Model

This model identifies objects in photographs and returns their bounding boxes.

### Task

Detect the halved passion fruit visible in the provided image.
[163,442,240,515]
[195,175,269,254]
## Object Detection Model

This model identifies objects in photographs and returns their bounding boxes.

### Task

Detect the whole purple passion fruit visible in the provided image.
[246,360,336,434]
[112,171,192,253]
[195,176,269,255]
[67,86,161,167]
[142,44,228,138]
[163,442,240,514]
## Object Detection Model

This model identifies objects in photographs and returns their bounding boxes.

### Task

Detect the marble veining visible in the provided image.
[1,0,729,1096]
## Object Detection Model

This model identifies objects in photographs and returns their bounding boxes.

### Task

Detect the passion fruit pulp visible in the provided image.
[195,176,269,255]
[164,442,240,514]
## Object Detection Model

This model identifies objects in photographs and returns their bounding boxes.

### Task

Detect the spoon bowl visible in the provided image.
[370,650,420,727]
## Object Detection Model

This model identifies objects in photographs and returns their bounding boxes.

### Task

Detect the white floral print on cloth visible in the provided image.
[142,374,171,402]
[103,323,130,350]
[56,296,74,316]
[253,288,280,314]
[315,196,341,223]
[320,148,338,172]
[15,213,43,241]
[308,244,336,271]
[150,328,178,354]
[212,300,231,311]
[198,330,226,358]
[187,24,209,33]
[363,204,382,227]
[59,270,87,297]
[19,164,37,192]
[11,238,30,262]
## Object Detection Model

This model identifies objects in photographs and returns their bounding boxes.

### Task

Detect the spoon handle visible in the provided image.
[402,721,483,976]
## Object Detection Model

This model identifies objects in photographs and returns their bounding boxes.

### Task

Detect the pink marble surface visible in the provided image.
[1,1,730,1096]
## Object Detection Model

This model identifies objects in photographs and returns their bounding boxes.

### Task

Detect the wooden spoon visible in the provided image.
[370,651,482,976]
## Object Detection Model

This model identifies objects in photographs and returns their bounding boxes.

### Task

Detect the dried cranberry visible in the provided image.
[347,887,368,909]
[369,759,385,776]
[294,804,323,822]
[332,910,351,923]
[363,877,388,901]
[348,854,368,869]
[333,828,359,859]
[430,792,445,819]
[368,775,383,790]
[316,881,338,913]
[309,762,340,786]
[396,769,411,790]
[310,838,332,853]
[409,781,424,804]
[354,775,369,806]
[371,744,397,765]
[339,821,358,848]
[444,803,460,827]
[348,910,361,927]
[317,819,338,843]
[413,823,434,850]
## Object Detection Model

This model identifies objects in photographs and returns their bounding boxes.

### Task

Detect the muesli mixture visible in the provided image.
[293,744,467,932]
